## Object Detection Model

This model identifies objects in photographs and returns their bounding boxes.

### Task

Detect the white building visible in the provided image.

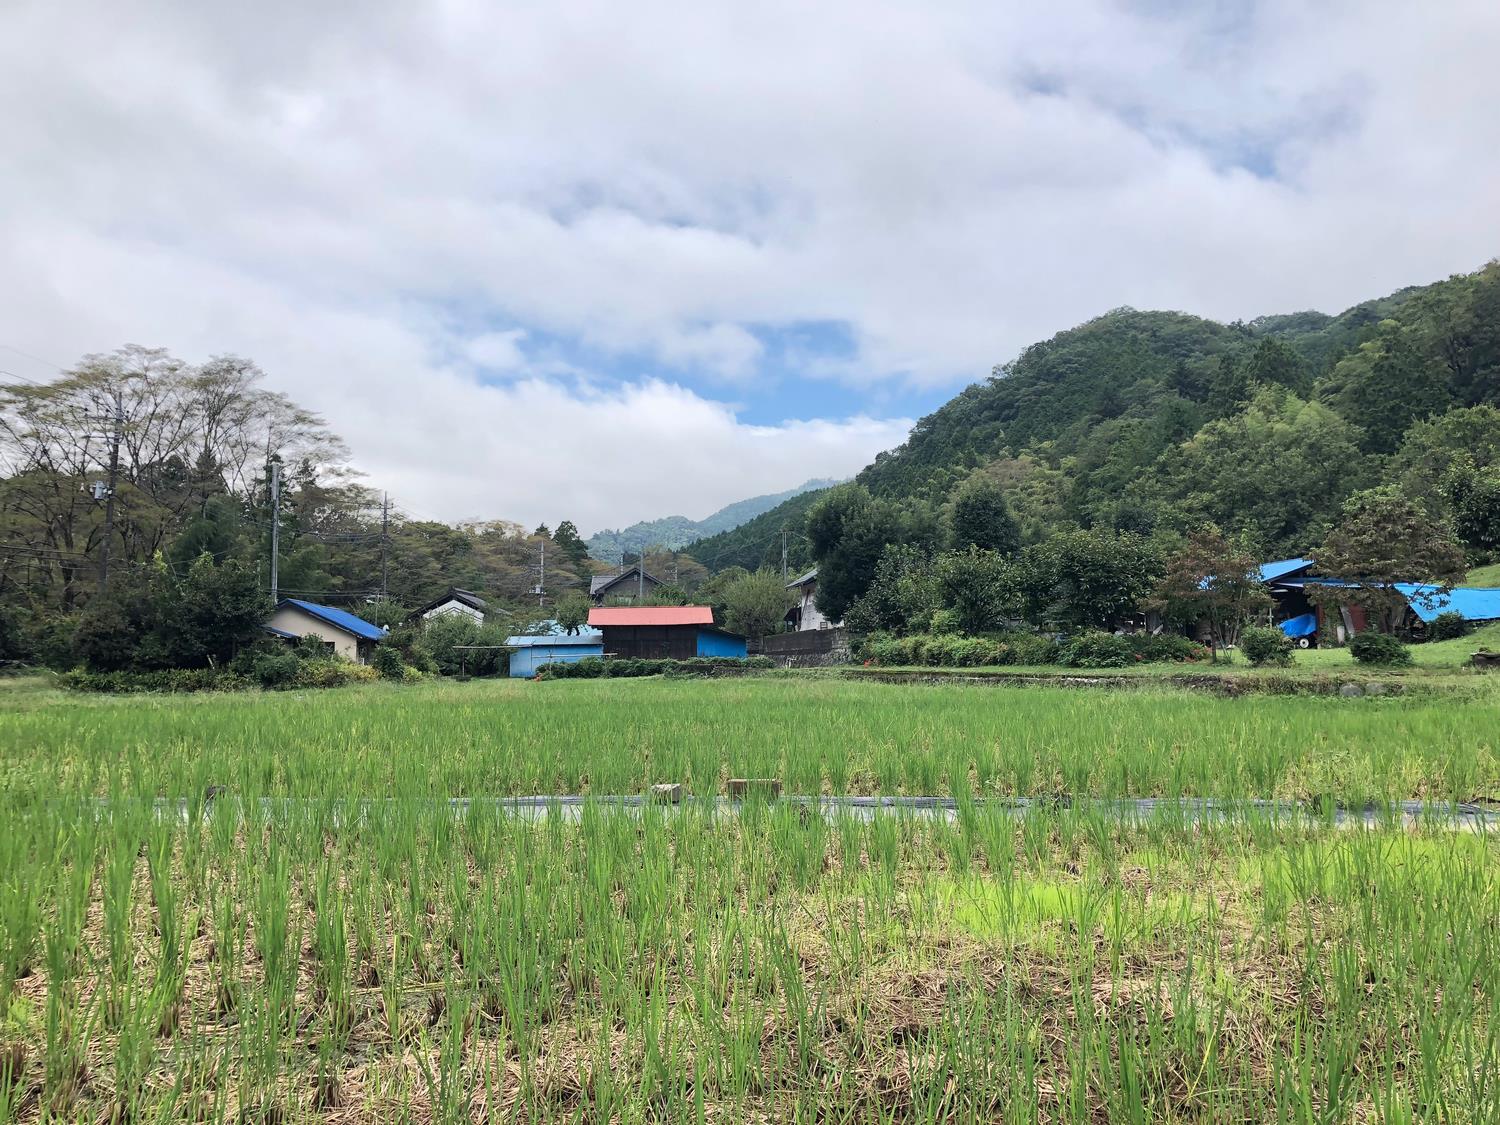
[785,568,838,631]
[413,588,487,625]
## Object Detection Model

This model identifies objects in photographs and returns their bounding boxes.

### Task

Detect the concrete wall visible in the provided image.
[266,605,362,662]
[760,627,849,667]
[509,643,604,677]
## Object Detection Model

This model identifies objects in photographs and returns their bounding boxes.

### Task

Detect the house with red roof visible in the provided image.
[587,605,747,660]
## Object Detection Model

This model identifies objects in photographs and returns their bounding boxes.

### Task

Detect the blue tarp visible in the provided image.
[1393,584,1500,624]
[1259,558,1315,584]
[1279,613,1317,638]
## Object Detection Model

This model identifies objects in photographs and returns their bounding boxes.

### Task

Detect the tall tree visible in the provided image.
[553,520,590,569]
[720,569,796,638]
[1310,487,1467,633]
[1441,463,1500,556]
[807,484,932,622]
[1011,529,1162,630]
[1152,525,1271,652]
[843,545,939,635]
[934,548,1012,634]
[1327,320,1454,455]
[948,475,1021,555]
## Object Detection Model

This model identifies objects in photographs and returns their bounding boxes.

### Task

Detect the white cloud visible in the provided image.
[461,330,528,373]
[0,0,1497,525]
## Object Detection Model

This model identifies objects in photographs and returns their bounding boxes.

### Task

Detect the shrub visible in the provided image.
[60,651,380,692]
[297,660,378,688]
[1349,631,1412,666]
[1240,626,1294,667]
[371,645,408,681]
[1130,634,1212,664]
[252,650,303,689]
[61,668,253,693]
[927,609,962,636]
[1428,612,1471,642]
[995,632,1059,666]
[1057,631,1133,668]
[537,656,770,680]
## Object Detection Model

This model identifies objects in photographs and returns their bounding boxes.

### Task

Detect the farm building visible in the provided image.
[505,621,605,677]
[264,599,386,664]
[590,564,663,604]
[412,588,487,625]
[1257,558,1500,644]
[588,605,747,659]
[1393,583,1500,629]
[785,567,839,631]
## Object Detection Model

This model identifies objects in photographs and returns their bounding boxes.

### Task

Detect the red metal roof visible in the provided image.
[588,605,715,627]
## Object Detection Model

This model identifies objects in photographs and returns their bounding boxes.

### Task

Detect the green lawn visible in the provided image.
[1290,620,1500,669]
[1467,561,1500,586]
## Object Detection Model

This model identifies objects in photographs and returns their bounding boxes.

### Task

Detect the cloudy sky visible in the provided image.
[2,1,1497,533]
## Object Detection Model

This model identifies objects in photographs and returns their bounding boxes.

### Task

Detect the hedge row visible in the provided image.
[62,659,381,693]
[861,630,1212,669]
[536,656,775,680]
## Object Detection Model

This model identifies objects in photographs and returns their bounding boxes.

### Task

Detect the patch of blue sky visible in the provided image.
[445,310,952,426]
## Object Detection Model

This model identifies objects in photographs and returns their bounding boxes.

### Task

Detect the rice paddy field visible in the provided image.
[3,675,1500,1122]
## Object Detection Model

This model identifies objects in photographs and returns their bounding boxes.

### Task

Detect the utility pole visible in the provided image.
[269,460,281,604]
[781,530,788,583]
[380,491,390,601]
[637,548,644,601]
[96,389,124,594]
[538,539,546,606]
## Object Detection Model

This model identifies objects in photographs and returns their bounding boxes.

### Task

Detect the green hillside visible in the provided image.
[852,263,1500,555]
[682,486,830,575]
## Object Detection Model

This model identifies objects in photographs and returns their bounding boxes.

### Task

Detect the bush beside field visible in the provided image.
[62,660,383,693]
[536,655,775,679]
[859,630,1211,669]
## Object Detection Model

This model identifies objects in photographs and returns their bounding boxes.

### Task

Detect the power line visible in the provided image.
[0,343,67,371]
[0,366,51,388]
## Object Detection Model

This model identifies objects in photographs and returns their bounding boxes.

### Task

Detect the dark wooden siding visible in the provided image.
[599,625,698,660]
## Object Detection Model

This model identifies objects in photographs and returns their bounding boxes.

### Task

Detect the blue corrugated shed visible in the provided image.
[280,599,387,640]
[1392,584,1500,624]
[506,619,601,641]
[696,627,748,658]
[506,629,604,677]
[505,629,603,647]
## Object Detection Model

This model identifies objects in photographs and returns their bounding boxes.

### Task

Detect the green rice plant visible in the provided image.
[108,991,156,1123]
[312,860,353,1043]
[146,822,193,1036]
[101,826,138,1030]
[0,841,42,1023]
[415,979,473,1125]
[3,677,1500,1120]
[250,840,297,1031]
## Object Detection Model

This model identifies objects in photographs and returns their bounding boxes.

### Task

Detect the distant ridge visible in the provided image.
[587,478,841,561]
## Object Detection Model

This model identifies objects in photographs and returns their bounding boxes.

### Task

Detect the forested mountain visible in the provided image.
[851,263,1500,556]
[587,478,838,561]
[682,485,831,575]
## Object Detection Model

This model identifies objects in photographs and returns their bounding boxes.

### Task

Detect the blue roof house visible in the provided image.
[266,599,386,664]
[506,621,604,678]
